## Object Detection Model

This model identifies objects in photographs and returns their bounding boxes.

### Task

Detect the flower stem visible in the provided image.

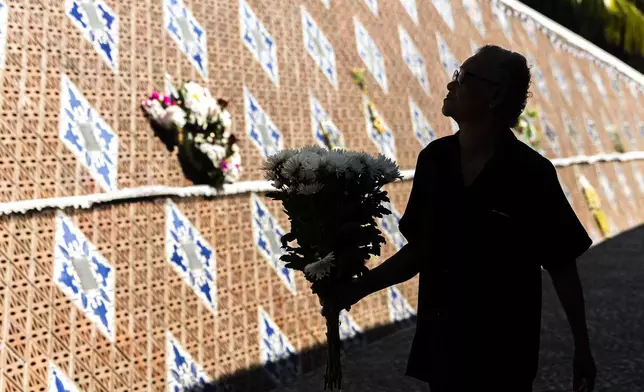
[323,303,342,390]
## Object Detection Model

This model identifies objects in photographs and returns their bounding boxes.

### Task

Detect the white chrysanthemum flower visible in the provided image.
[182,82,216,126]
[346,154,365,174]
[326,150,348,176]
[281,155,302,180]
[300,151,322,172]
[374,154,401,183]
[298,168,317,183]
[297,182,324,195]
[305,145,329,156]
[219,109,232,130]
[165,105,187,129]
[144,99,166,121]
[264,149,297,172]
[304,252,335,281]
[199,143,227,161]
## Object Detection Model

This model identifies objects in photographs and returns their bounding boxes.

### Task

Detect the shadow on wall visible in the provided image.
[185,317,416,392]
[187,223,644,392]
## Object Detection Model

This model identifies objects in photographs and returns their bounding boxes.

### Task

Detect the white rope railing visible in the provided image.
[499,0,644,89]
[1,152,643,216]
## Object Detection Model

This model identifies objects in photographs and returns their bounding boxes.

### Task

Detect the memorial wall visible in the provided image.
[0,0,643,391]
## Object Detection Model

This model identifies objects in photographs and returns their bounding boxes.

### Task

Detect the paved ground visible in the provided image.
[275,225,644,392]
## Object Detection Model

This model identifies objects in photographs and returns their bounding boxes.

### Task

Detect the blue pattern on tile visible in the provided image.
[65,0,119,72]
[251,194,297,294]
[164,0,208,79]
[244,87,283,159]
[310,94,344,149]
[409,98,436,148]
[363,97,397,161]
[54,212,115,342]
[388,286,416,323]
[302,7,338,88]
[258,306,300,385]
[59,75,119,192]
[165,200,217,312]
[48,363,80,392]
[166,332,213,392]
[399,26,430,96]
[240,0,279,86]
[354,17,388,93]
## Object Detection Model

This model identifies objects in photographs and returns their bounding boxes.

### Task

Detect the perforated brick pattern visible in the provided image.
[1,1,643,391]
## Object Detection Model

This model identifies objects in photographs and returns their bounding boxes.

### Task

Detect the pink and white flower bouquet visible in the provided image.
[142,81,242,188]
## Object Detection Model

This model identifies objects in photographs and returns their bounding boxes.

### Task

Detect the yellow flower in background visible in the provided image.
[593,209,611,237]
[367,101,386,135]
[608,127,625,153]
[318,120,344,150]
[513,108,542,150]
[351,68,367,91]
[578,174,611,237]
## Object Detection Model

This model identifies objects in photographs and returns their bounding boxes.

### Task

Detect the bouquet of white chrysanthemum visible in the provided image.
[141,81,242,189]
[263,146,402,390]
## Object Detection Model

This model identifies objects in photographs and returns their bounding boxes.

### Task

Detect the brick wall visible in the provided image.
[0,0,643,391]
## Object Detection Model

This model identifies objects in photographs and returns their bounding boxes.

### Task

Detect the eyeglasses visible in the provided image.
[452,69,501,86]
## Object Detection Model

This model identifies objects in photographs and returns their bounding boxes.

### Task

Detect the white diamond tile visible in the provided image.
[570,61,592,107]
[436,32,459,80]
[583,113,604,153]
[432,0,455,31]
[301,7,338,88]
[66,0,119,72]
[590,64,608,104]
[48,363,81,392]
[409,97,436,148]
[562,111,585,156]
[166,332,212,392]
[244,87,284,159]
[462,0,485,37]
[54,212,115,342]
[59,75,119,192]
[258,306,300,384]
[354,17,388,93]
[310,94,344,150]
[399,26,430,96]
[379,201,407,251]
[240,0,279,86]
[163,0,208,79]
[363,97,397,161]
[165,200,218,313]
[550,57,572,105]
[526,53,550,102]
[388,286,416,323]
[400,0,419,24]
[250,194,297,294]
[364,0,378,16]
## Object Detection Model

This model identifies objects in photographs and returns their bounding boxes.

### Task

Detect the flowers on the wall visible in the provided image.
[607,124,625,153]
[577,174,611,238]
[142,81,242,190]
[352,69,397,161]
[513,108,543,154]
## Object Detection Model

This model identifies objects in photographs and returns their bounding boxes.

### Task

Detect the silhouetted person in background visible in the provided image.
[322,45,597,391]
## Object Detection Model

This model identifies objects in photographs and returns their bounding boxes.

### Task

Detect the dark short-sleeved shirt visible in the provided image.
[398,130,592,387]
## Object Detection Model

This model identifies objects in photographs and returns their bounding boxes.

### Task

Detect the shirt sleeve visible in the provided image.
[534,162,592,272]
[398,148,431,245]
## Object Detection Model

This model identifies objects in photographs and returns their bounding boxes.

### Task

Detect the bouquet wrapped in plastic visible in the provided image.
[263,146,401,389]
[142,81,242,189]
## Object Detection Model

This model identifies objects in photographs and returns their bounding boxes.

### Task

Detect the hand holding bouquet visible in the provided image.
[263,146,401,389]
[142,81,242,189]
